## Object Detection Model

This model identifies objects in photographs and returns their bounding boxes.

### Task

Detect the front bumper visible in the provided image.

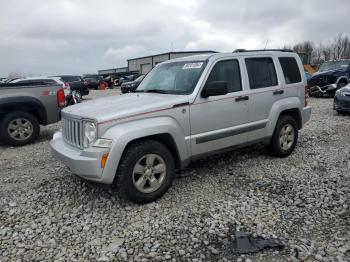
[50,132,111,183]
[334,94,350,112]
[309,83,337,96]
[301,106,312,127]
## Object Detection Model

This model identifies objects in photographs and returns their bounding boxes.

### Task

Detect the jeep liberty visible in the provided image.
[51,50,311,203]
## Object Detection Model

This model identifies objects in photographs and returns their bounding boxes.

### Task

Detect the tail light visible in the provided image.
[57,89,66,107]
[305,85,309,107]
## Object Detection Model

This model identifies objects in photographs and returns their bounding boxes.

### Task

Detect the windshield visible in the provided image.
[318,60,349,72]
[137,61,207,94]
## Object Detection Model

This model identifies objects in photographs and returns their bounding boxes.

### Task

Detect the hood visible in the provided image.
[338,83,350,92]
[312,68,345,77]
[62,93,189,123]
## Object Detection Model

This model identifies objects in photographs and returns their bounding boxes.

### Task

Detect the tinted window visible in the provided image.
[279,57,301,84]
[61,76,80,82]
[206,60,242,93]
[245,57,278,89]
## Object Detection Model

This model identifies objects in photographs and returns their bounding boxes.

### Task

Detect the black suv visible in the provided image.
[83,75,106,90]
[308,60,350,96]
[54,75,89,97]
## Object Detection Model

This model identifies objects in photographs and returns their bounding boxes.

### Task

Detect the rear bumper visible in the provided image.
[301,106,312,127]
[50,132,111,183]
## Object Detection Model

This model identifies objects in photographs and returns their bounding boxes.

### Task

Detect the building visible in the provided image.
[127,51,216,74]
[98,67,128,76]
[97,50,217,76]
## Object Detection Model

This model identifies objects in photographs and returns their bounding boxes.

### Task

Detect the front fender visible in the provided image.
[266,97,302,136]
[99,116,189,184]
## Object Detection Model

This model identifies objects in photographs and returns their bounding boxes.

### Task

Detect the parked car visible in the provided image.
[83,75,106,90]
[53,75,89,98]
[51,50,311,203]
[119,74,140,86]
[308,60,350,97]
[0,81,64,146]
[121,75,145,93]
[334,83,350,113]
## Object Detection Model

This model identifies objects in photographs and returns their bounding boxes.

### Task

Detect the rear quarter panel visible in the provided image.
[0,84,61,124]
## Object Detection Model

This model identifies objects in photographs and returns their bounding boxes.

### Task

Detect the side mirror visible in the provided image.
[201,81,228,98]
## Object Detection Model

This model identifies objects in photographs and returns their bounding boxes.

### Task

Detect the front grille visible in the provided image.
[62,117,83,148]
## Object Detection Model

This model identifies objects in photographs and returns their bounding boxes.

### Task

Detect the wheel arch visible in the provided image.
[279,108,302,129]
[336,77,348,85]
[0,97,47,125]
[100,117,190,184]
[267,97,303,136]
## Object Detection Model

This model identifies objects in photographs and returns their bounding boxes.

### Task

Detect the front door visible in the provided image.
[190,59,250,156]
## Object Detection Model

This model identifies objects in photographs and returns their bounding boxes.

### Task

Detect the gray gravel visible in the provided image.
[0,91,349,261]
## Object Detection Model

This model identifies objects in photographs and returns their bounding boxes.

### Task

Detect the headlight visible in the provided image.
[93,138,113,148]
[83,121,97,148]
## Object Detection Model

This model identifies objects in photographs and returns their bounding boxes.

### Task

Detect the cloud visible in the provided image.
[0,0,349,76]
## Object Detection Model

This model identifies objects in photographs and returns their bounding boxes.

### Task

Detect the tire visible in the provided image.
[75,91,82,101]
[268,115,298,158]
[0,111,40,146]
[114,140,175,203]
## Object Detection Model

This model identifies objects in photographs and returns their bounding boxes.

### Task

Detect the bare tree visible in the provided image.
[311,43,323,65]
[8,72,25,79]
[331,33,349,60]
[293,41,314,64]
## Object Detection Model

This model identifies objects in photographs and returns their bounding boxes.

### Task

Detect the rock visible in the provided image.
[179,250,186,256]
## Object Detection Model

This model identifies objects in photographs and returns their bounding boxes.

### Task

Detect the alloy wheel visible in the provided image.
[7,118,34,141]
[132,154,167,193]
[279,123,295,151]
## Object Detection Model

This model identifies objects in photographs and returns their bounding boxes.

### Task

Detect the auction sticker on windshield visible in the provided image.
[183,63,203,69]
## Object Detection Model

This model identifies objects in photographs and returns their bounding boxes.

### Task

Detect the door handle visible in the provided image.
[273,90,284,95]
[235,95,249,102]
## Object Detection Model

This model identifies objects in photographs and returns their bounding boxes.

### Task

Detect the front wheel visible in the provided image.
[268,115,298,157]
[114,140,175,203]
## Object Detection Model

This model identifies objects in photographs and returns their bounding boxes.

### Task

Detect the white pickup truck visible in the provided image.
[51,50,311,203]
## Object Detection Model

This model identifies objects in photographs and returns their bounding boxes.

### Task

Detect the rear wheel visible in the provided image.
[268,115,298,157]
[0,111,40,146]
[114,140,175,203]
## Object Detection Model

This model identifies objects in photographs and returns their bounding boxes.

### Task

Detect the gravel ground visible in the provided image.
[0,91,349,262]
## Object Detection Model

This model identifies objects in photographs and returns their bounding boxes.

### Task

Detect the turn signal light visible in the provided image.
[101,153,109,169]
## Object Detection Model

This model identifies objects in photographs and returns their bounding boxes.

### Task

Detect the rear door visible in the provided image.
[244,55,284,141]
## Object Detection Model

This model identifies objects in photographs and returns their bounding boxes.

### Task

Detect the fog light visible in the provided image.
[101,153,109,169]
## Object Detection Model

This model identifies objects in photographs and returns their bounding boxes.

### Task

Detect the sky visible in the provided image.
[0,0,349,76]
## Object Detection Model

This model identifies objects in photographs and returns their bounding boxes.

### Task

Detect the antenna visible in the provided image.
[264,40,269,50]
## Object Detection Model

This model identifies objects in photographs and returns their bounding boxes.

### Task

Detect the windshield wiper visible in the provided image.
[144,89,169,94]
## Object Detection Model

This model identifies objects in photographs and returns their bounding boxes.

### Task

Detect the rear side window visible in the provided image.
[279,57,302,84]
[245,57,278,89]
[61,76,80,82]
[206,60,242,93]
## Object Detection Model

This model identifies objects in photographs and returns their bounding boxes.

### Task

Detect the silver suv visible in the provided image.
[51,50,311,203]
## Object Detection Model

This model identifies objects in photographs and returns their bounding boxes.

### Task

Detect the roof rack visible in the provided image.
[233,49,294,53]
